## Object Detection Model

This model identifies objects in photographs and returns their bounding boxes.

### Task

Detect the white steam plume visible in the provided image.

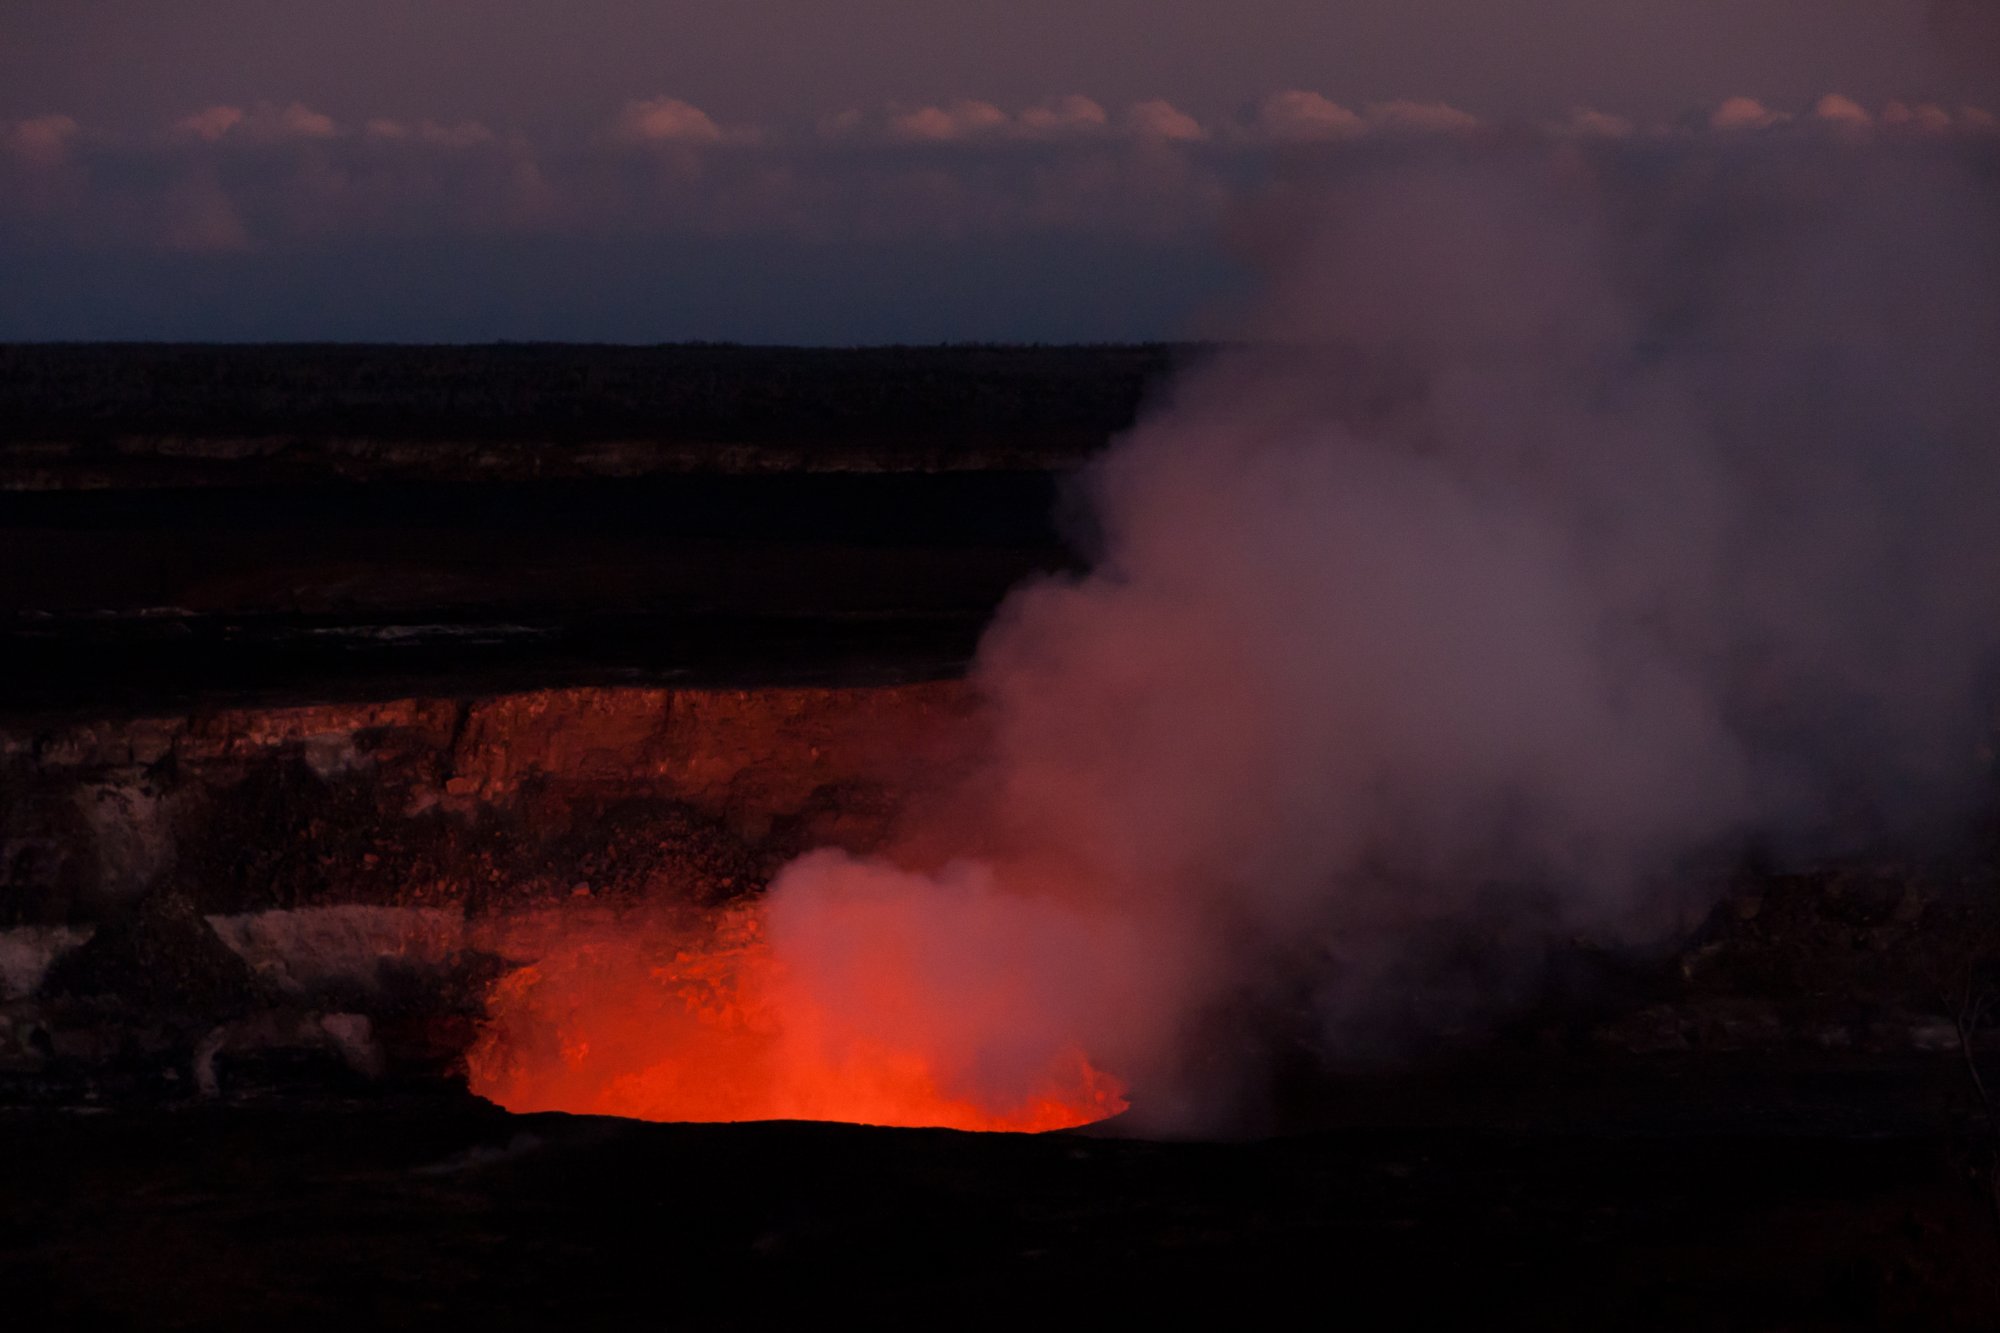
[763,141,2000,1133]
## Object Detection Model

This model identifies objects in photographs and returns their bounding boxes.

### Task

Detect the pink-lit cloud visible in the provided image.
[175,106,245,141]
[614,96,731,144]
[1256,90,1365,141]
[1710,96,1788,131]
[161,171,252,252]
[815,108,866,139]
[827,96,1203,144]
[174,102,339,143]
[366,117,496,148]
[886,100,1012,142]
[1813,93,1873,128]
[1364,99,1481,134]
[1882,99,1957,133]
[1553,106,1635,139]
[5,113,81,167]
[13,87,2000,264]
[1018,95,1111,138]
[278,103,339,139]
[1246,95,1483,142]
[1124,99,1207,142]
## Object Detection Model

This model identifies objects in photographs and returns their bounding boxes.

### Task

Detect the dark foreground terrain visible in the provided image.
[4,1062,1998,1331]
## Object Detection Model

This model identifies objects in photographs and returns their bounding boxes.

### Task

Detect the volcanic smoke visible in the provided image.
[471,140,2000,1133]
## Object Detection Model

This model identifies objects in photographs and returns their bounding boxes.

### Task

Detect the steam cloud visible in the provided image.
[760,139,2000,1132]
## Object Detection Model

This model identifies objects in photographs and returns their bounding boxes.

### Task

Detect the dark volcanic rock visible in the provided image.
[1,682,980,922]
[3,1087,1998,1329]
[42,889,261,1018]
[0,683,985,1085]
[0,342,1181,482]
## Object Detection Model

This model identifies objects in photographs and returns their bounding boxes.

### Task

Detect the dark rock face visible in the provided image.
[1,681,978,922]
[42,889,260,1017]
[0,342,1178,484]
[0,682,982,1088]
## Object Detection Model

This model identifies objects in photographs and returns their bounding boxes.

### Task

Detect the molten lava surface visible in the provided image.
[466,905,1128,1132]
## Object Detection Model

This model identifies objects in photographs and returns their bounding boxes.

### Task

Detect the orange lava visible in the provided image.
[465,905,1128,1132]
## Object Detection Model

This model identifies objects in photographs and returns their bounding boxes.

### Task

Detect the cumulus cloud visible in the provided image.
[1553,107,1635,140]
[0,114,87,220]
[1247,96,1481,142]
[815,108,866,139]
[1882,100,1957,133]
[161,171,252,252]
[1124,99,1207,142]
[613,96,750,145]
[174,102,339,143]
[365,118,495,149]
[1813,94,1873,129]
[1710,96,1788,131]
[20,89,2000,266]
[822,95,1206,145]
[1018,95,1110,138]
[279,103,339,140]
[1256,90,1366,142]
[1365,99,1482,134]
[886,99,1012,143]
[175,106,245,141]
[5,114,81,167]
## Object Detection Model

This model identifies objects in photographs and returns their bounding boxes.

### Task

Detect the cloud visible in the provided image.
[1365,100,1482,134]
[1553,107,1635,140]
[20,90,2000,267]
[176,106,245,141]
[0,114,87,219]
[1248,95,1481,143]
[366,118,496,149]
[886,99,1011,142]
[1882,100,1957,133]
[1018,95,1110,138]
[1124,99,1207,142]
[5,114,81,167]
[614,96,742,145]
[1256,90,1365,142]
[836,96,1200,145]
[174,102,339,143]
[1813,94,1873,129]
[161,171,252,252]
[1710,96,1787,131]
[278,103,339,140]
[815,108,867,139]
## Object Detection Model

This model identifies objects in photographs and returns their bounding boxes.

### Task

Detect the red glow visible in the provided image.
[465,904,1128,1133]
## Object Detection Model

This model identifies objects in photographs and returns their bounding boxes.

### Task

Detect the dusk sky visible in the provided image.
[3,1,1996,342]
